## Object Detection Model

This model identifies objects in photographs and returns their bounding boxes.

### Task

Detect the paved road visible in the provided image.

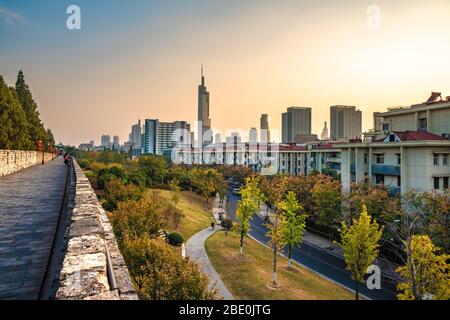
[0,159,67,300]
[225,192,398,300]
[186,227,235,300]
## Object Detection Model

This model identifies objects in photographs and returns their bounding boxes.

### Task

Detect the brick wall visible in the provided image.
[0,150,54,177]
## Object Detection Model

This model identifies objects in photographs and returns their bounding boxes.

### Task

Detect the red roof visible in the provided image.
[376,131,447,142]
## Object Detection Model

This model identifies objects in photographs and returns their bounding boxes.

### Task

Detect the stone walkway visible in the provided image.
[0,159,67,300]
[186,227,234,300]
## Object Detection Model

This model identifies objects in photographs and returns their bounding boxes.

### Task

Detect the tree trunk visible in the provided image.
[288,244,292,268]
[355,281,359,300]
[273,246,278,286]
[240,231,244,255]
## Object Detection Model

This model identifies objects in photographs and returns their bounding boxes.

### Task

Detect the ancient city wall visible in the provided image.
[0,150,54,177]
[55,160,138,300]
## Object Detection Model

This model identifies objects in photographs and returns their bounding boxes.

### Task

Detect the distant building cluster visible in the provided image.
[79,66,450,197]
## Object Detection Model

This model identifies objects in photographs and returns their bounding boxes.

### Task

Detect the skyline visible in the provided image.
[1,0,450,146]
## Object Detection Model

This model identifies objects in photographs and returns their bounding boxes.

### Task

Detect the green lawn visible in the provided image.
[205,230,355,300]
[157,189,214,241]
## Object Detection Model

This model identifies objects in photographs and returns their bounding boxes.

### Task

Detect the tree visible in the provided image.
[15,70,48,146]
[138,155,169,186]
[108,192,166,243]
[337,205,383,300]
[265,210,286,286]
[0,76,31,149]
[312,175,341,245]
[279,191,306,268]
[121,236,217,300]
[396,235,450,300]
[236,176,263,255]
[347,179,399,222]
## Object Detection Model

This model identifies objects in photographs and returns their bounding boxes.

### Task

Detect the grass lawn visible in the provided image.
[205,230,355,300]
[156,189,215,241]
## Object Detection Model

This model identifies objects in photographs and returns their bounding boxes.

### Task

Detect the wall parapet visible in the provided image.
[56,159,138,300]
[0,150,53,177]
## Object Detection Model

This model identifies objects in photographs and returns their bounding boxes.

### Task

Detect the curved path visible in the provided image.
[0,159,67,300]
[186,227,234,300]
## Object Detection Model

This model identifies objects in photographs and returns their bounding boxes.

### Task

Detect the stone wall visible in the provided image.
[0,150,54,177]
[56,160,138,300]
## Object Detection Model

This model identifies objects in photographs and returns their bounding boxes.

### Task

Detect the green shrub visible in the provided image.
[168,232,184,246]
[78,159,91,169]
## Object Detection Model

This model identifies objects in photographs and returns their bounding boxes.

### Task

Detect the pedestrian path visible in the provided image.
[0,159,67,300]
[185,193,234,300]
[186,227,234,300]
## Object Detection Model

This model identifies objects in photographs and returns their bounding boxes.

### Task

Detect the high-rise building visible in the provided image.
[249,128,258,143]
[101,135,111,148]
[282,107,312,143]
[130,120,142,149]
[113,136,120,149]
[320,121,329,140]
[198,66,212,146]
[260,114,270,142]
[143,119,192,155]
[330,105,362,141]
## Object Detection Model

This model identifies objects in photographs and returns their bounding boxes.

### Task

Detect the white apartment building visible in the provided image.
[341,131,450,195]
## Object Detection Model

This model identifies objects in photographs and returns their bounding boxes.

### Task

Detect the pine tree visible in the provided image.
[15,70,47,148]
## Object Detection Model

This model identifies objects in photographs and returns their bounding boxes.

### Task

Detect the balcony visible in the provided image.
[389,186,401,197]
[371,164,401,176]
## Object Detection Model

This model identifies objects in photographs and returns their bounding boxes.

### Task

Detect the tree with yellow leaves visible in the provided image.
[236,176,263,255]
[279,191,306,268]
[337,204,383,300]
[396,235,449,300]
[265,210,287,286]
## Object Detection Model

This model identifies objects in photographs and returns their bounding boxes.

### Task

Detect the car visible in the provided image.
[231,188,240,195]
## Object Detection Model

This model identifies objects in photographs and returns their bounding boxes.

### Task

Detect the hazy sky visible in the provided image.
[1,0,450,146]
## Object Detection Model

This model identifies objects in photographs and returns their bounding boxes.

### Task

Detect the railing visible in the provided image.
[371,164,401,176]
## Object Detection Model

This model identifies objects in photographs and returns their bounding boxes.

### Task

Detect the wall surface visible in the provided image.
[56,160,138,300]
[0,150,54,177]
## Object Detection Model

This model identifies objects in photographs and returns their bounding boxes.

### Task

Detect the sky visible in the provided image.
[1,0,450,146]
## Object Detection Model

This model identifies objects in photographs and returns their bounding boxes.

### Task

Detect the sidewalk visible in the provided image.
[185,194,234,300]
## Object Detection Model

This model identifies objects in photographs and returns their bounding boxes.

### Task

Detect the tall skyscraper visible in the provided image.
[101,134,111,148]
[330,105,362,141]
[320,121,329,140]
[130,120,142,148]
[249,127,258,143]
[282,107,312,143]
[197,66,212,146]
[113,136,120,149]
[260,114,270,142]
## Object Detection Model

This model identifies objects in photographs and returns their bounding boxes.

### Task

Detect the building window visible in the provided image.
[375,154,384,164]
[397,176,401,187]
[376,174,384,185]
[364,153,368,164]
[433,154,439,166]
[397,154,401,165]
[443,155,448,166]
[382,123,389,131]
[434,177,440,190]
[418,118,427,131]
[444,177,449,189]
